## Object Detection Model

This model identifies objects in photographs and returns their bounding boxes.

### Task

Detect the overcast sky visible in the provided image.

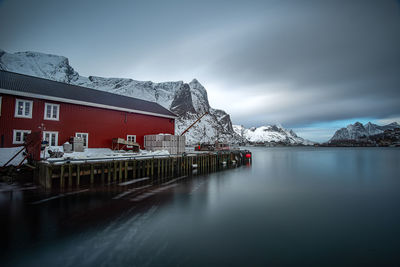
[1,0,399,141]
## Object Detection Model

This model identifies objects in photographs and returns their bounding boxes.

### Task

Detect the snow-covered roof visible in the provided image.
[0,70,177,119]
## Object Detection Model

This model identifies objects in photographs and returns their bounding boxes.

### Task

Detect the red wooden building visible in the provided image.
[0,70,176,153]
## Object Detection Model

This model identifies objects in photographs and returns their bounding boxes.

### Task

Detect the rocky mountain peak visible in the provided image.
[330,121,399,142]
[170,83,196,116]
[188,78,210,114]
[233,124,313,145]
[0,50,80,83]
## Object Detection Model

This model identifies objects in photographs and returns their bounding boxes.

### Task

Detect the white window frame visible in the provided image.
[43,131,58,147]
[13,130,31,144]
[127,135,136,143]
[14,99,33,118]
[44,102,60,121]
[75,133,89,148]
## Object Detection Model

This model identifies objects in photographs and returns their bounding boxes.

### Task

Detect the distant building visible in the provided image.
[0,70,176,156]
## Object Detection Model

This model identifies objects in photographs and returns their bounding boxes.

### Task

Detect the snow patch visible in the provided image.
[0,147,27,166]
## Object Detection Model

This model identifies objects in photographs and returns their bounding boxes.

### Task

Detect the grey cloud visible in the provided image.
[1,0,399,129]
[203,1,400,127]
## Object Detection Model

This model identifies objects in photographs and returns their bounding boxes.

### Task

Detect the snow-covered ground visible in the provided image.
[44,147,170,163]
[0,146,172,166]
[0,147,27,166]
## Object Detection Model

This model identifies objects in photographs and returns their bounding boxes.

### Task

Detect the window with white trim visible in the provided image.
[43,131,58,146]
[13,130,31,144]
[15,99,33,118]
[75,133,88,148]
[127,135,136,143]
[44,103,60,120]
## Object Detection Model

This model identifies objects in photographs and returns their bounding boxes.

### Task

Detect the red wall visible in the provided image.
[0,94,175,148]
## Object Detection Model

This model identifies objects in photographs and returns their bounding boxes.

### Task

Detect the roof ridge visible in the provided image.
[0,69,163,106]
[0,70,177,118]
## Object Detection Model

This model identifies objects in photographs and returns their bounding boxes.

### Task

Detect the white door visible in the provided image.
[43,131,58,146]
[76,133,89,148]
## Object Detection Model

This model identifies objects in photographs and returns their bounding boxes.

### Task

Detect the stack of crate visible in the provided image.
[144,134,186,154]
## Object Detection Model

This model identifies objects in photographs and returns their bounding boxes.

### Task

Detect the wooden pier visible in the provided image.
[36,150,252,191]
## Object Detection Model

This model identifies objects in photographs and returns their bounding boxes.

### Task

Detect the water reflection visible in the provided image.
[1,147,400,266]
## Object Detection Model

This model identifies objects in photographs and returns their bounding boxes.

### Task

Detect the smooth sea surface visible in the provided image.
[1,147,400,266]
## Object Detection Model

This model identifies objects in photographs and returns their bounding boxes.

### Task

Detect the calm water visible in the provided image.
[1,147,400,266]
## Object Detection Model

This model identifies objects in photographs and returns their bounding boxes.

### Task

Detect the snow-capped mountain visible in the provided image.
[0,49,237,144]
[330,121,400,142]
[233,124,314,145]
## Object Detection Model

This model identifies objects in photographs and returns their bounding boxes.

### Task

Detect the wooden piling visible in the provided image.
[90,164,94,185]
[132,160,136,179]
[118,161,123,182]
[46,165,52,190]
[151,158,154,178]
[60,165,65,190]
[107,162,111,184]
[77,164,81,188]
[101,164,105,185]
[124,161,128,180]
[68,164,73,188]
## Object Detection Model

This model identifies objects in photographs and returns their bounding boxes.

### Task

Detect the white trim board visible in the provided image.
[0,88,177,119]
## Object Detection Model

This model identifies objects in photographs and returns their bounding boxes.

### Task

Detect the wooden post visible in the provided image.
[157,159,160,178]
[164,158,167,180]
[186,156,189,175]
[107,162,111,184]
[139,160,142,178]
[132,160,136,179]
[90,164,94,185]
[170,157,173,177]
[101,163,105,185]
[60,165,64,191]
[164,158,167,179]
[113,161,118,182]
[119,161,123,182]
[151,158,154,178]
[146,159,150,177]
[161,158,164,179]
[205,155,208,172]
[46,165,52,190]
[177,157,180,176]
[124,161,128,180]
[142,159,146,177]
[170,157,172,177]
[167,158,170,178]
[68,164,73,188]
[181,157,184,176]
[137,160,141,178]
[165,158,169,179]
[77,164,81,188]
[200,155,203,173]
